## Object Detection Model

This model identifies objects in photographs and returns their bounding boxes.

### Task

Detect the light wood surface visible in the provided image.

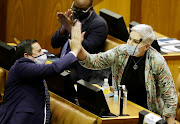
[101,98,149,124]
[102,97,179,124]
[106,98,150,116]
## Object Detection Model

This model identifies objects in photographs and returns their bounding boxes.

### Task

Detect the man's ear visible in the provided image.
[24,53,29,58]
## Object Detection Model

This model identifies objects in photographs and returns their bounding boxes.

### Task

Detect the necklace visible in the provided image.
[132,55,144,70]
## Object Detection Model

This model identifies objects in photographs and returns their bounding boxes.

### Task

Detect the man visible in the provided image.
[0,22,83,124]
[51,0,108,82]
[77,24,178,123]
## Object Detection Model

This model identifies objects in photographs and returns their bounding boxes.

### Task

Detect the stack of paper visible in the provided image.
[157,38,180,52]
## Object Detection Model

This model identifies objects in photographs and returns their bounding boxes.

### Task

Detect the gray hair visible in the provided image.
[131,24,156,44]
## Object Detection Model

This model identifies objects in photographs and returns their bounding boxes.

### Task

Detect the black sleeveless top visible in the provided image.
[121,52,148,109]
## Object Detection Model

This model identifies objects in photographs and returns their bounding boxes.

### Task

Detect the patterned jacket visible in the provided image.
[79,44,177,118]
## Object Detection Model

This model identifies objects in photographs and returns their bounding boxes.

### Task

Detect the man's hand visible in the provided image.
[69,21,85,56]
[57,9,74,33]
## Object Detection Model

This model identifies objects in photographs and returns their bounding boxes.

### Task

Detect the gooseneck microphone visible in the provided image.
[121,38,142,82]
[116,38,142,91]
[118,38,142,116]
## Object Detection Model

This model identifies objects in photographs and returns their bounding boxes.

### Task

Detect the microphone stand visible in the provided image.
[118,38,142,116]
[119,86,124,116]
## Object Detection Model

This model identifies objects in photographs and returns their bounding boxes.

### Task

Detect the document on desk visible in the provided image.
[157,38,180,46]
[161,44,180,52]
[157,38,180,52]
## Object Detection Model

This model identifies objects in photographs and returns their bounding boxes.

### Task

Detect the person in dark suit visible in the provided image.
[0,22,83,124]
[51,0,109,82]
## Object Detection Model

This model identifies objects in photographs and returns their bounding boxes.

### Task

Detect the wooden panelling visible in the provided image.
[131,0,180,40]
[4,0,74,54]
[94,0,131,27]
[131,0,180,81]
[165,58,180,83]
[1,0,104,55]
[130,0,142,23]
[0,0,7,42]
[1,0,129,54]
[141,0,180,40]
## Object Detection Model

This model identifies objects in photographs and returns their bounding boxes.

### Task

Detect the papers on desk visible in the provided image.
[139,110,167,124]
[157,38,180,52]
[161,45,180,52]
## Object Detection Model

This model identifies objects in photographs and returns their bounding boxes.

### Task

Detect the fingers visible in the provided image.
[70,21,82,55]
[56,9,74,24]
[67,9,73,16]
[73,21,81,27]
[72,21,81,35]
[71,21,81,38]
[81,32,86,43]
[64,9,73,18]
[57,13,68,23]
[57,10,73,18]
[73,19,77,26]
[57,12,64,21]
[67,9,71,17]
[69,9,73,20]
[57,12,63,17]
[70,13,73,21]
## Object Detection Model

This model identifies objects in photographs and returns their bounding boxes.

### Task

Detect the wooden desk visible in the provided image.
[102,98,147,124]
[102,97,179,124]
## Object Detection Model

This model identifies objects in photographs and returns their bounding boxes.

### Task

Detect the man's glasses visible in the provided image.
[71,1,93,14]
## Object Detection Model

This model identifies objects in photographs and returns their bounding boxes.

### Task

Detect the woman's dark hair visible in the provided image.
[15,39,37,60]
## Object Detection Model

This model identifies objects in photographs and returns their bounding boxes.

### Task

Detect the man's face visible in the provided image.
[31,42,43,58]
[25,42,43,61]
[128,31,150,57]
[71,0,92,21]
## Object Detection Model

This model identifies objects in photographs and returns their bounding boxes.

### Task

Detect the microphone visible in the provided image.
[118,38,142,116]
[116,38,142,90]
[121,38,142,81]
[132,38,142,55]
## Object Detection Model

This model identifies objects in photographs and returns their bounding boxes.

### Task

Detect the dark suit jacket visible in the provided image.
[51,10,108,81]
[0,53,77,124]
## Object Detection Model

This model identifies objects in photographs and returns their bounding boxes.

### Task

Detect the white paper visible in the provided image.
[157,38,180,46]
[143,113,162,124]
[161,44,180,52]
